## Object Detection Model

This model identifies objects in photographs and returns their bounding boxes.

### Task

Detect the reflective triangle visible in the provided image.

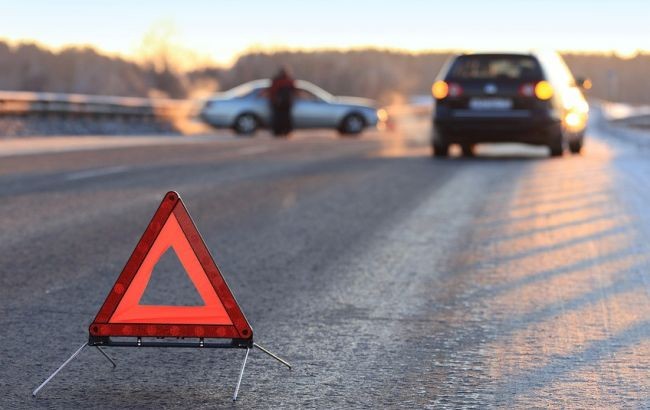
[89,192,252,340]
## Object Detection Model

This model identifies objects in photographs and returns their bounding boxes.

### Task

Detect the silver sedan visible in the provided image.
[200,79,383,136]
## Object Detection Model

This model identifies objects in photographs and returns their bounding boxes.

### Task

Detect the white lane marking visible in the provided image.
[63,145,266,181]
[0,134,235,158]
[236,146,270,156]
[65,165,131,181]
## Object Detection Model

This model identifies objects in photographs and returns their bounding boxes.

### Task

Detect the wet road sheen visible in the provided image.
[1,122,649,408]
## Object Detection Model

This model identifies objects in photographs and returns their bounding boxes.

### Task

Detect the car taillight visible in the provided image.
[534,81,554,100]
[519,81,554,100]
[432,81,448,99]
[519,83,535,97]
[448,83,463,97]
[432,81,463,99]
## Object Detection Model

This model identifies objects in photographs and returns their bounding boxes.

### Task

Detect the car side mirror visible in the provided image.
[575,77,592,90]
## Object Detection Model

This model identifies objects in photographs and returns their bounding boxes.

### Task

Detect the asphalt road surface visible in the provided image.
[1,115,649,408]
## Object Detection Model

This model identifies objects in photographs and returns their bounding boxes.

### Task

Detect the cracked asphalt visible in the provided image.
[1,115,648,408]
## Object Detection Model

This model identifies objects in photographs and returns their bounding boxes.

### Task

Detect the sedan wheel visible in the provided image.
[233,114,258,136]
[339,114,365,136]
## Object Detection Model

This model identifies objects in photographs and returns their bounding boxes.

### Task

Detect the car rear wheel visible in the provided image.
[549,131,564,157]
[461,144,475,157]
[339,114,365,136]
[568,138,583,154]
[233,113,259,136]
[431,140,449,157]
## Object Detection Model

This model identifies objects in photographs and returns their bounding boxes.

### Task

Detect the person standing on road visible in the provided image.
[269,66,296,137]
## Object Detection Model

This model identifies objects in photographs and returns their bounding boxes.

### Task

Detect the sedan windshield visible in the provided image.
[220,80,270,99]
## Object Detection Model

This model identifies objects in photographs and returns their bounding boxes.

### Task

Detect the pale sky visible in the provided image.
[1,0,648,66]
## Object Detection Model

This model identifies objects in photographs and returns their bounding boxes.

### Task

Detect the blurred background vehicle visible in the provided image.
[200,79,381,136]
[431,51,589,157]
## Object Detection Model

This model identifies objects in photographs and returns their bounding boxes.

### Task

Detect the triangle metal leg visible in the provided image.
[32,342,88,397]
[232,347,250,401]
[33,340,291,401]
[253,343,292,369]
[95,346,117,368]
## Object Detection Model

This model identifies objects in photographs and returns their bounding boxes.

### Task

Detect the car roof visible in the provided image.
[220,79,334,101]
[456,50,563,60]
[458,51,536,57]
[251,79,271,87]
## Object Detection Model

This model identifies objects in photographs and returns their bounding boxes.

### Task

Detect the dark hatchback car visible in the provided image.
[431,51,589,157]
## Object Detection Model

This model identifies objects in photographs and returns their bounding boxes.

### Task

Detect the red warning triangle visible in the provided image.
[89,192,252,340]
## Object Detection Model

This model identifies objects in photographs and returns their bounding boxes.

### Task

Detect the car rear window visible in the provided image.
[447,55,543,81]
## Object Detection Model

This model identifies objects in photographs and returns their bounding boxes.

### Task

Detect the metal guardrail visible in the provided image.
[598,100,650,121]
[0,91,195,119]
[594,99,650,131]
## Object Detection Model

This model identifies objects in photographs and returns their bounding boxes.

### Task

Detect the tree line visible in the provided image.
[1,40,648,104]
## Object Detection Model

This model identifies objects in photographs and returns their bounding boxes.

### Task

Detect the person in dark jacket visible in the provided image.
[268,67,296,136]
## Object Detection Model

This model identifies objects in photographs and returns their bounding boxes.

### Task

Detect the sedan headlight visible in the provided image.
[377,108,388,122]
